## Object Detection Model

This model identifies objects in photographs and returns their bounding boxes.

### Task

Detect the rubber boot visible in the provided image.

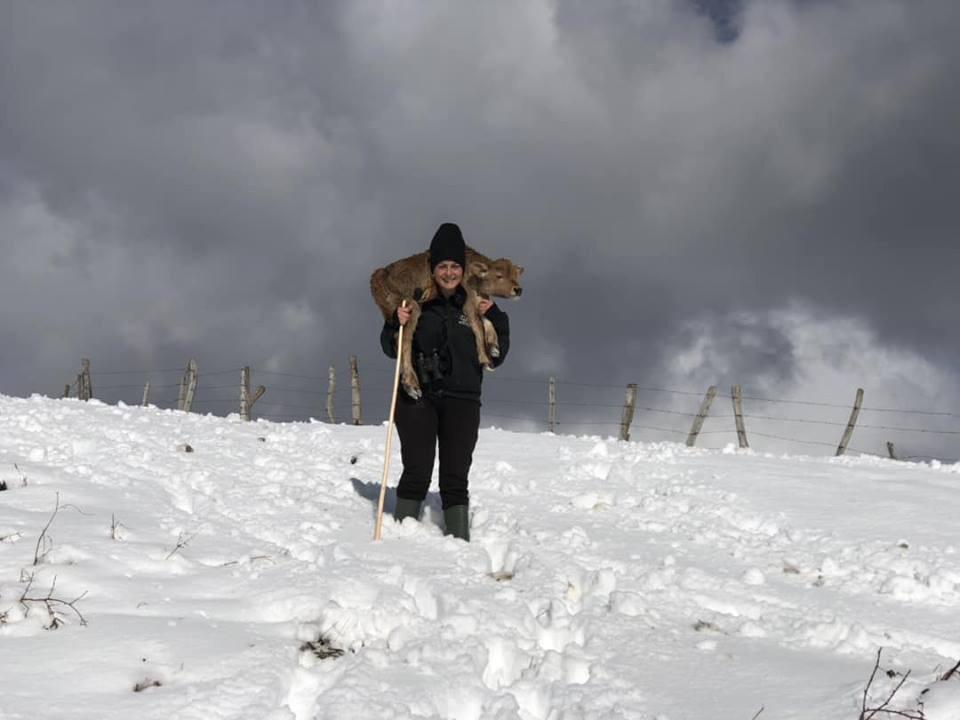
[393,497,422,523]
[443,505,470,542]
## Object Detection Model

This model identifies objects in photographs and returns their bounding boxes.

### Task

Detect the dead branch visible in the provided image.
[19,572,88,628]
[110,513,128,541]
[217,554,273,568]
[33,492,61,566]
[940,658,960,682]
[859,649,925,720]
[300,633,345,660]
[165,531,197,560]
[60,502,93,516]
[862,649,884,719]
[865,671,914,720]
[750,706,764,720]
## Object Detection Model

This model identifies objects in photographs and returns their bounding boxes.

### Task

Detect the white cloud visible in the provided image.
[658,302,960,460]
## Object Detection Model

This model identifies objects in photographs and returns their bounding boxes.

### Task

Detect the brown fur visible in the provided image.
[370,246,524,399]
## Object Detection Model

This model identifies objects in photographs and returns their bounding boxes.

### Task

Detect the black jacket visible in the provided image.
[380,286,510,402]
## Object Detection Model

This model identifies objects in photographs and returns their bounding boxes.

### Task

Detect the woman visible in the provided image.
[379,222,510,541]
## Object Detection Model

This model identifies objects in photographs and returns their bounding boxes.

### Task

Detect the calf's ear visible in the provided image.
[468,260,489,277]
[500,260,523,276]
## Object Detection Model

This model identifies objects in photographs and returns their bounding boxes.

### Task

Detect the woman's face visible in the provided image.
[433,260,463,296]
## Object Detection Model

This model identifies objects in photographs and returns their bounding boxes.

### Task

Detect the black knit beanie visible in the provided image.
[429,223,466,270]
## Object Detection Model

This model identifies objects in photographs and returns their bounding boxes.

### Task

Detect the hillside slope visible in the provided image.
[1,395,958,719]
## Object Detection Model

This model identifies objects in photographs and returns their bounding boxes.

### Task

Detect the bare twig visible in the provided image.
[20,570,36,596]
[14,463,28,486]
[33,492,61,566]
[165,531,197,560]
[940,658,960,682]
[864,670,913,720]
[862,649,884,719]
[60,502,93,517]
[300,633,346,659]
[217,554,273,568]
[750,706,764,720]
[18,572,88,628]
[110,513,128,541]
[859,649,925,720]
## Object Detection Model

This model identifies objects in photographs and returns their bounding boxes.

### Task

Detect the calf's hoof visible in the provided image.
[400,371,422,400]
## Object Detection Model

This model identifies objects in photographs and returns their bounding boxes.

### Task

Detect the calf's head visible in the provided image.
[467,258,524,299]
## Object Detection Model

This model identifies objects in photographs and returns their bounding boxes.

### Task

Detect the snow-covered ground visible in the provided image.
[1,393,958,720]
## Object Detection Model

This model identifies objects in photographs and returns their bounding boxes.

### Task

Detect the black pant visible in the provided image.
[394,394,480,509]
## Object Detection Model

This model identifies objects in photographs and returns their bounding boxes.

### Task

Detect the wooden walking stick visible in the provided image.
[374,301,407,541]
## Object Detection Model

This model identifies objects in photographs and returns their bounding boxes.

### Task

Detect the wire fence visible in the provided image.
[59,358,960,465]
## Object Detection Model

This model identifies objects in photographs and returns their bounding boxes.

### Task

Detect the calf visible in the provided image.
[370,246,523,399]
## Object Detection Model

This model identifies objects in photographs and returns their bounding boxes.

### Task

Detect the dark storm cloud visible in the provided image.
[1,0,958,455]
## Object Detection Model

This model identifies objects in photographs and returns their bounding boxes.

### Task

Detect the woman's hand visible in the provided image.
[396,304,412,326]
[477,298,494,315]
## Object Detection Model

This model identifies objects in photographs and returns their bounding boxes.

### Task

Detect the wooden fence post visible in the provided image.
[80,358,92,400]
[548,376,557,433]
[238,367,264,420]
[350,355,362,425]
[142,381,151,407]
[835,388,864,456]
[240,365,267,420]
[240,367,251,421]
[250,385,266,418]
[619,383,637,441]
[327,366,336,423]
[686,385,717,447]
[732,385,749,449]
[63,384,71,399]
[178,360,198,412]
[177,370,187,410]
[886,441,898,460]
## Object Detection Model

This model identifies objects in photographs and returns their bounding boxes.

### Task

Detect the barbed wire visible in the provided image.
[92,366,243,377]
[94,383,960,438]
[78,359,960,417]
[58,361,958,462]
[748,430,883,458]
[741,393,960,418]
[249,369,331,381]
[749,430,839,449]
[856,423,960,435]
[901,453,960,463]
[721,413,960,435]
[90,367,185,375]
[860,406,960,418]
[247,386,330,396]
[95,382,183,391]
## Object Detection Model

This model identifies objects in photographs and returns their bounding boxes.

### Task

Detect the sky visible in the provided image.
[1,0,958,458]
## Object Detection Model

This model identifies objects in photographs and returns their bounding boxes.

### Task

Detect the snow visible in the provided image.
[0,393,958,720]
